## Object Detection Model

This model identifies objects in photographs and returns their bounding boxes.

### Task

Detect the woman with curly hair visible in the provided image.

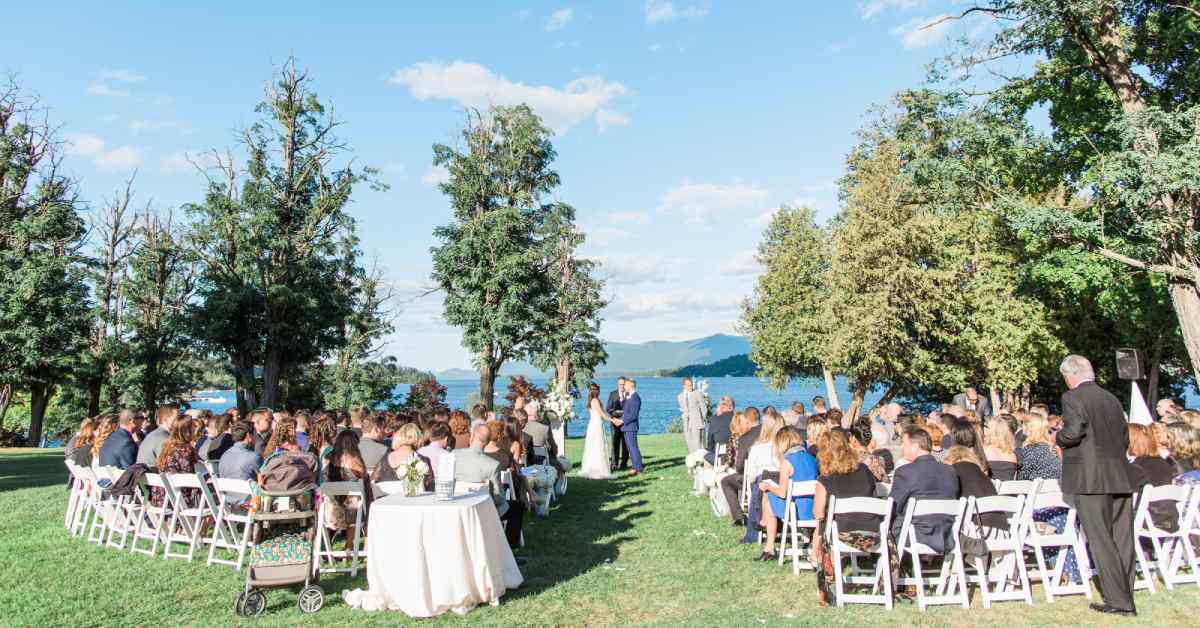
[810,430,887,606]
[68,419,98,467]
[307,415,338,464]
[152,420,199,506]
[448,410,471,450]
[91,415,120,464]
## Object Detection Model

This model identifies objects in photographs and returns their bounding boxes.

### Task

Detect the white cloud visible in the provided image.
[583,226,629,247]
[592,254,691,284]
[595,109,631,130]
[891,15,952,49]
[645,1,709,24]
[421,165,450,186]
[658,181,769,225]
[98,69,146,83]
[718,250,762,277]
[544,8,574,31]
[391,61,629,133]
[64,132,142,171]
[608,211,650,225]
[861,0,921,19]
[87,83,129,98]
[608,289,742,319]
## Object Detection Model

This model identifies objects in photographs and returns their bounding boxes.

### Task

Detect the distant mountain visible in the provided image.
[435,334,752,380]
[669,353,758,377]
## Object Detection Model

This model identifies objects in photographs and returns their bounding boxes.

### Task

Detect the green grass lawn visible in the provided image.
[1,435,1197,626]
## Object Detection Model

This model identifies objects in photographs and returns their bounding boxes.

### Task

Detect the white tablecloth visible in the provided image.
[342,492,523,617]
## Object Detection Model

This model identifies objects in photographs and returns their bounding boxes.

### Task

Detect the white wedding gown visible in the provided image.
[579,401,614,479]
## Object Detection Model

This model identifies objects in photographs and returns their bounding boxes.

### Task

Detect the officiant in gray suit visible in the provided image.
[678,377,708,452]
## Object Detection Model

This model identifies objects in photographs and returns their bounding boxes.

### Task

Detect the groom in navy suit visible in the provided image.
[617,378,644,476]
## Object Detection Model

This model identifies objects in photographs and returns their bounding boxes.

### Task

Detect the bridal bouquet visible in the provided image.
[521,464,558,516]
[543,391,576,422]
[396,457,430,497]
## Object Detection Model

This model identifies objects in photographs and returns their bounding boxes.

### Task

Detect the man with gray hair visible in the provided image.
[678,377,708,453]
[1056,354,1137,617]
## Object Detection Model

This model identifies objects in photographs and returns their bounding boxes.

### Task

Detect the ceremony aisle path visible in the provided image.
[1,438,1195,626]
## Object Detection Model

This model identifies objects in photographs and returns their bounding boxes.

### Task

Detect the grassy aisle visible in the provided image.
[0,436,1194,626]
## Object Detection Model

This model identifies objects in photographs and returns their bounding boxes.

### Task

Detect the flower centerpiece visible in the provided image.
[397,456,430,497]
[542,390,576,423]
[685,450,708,475]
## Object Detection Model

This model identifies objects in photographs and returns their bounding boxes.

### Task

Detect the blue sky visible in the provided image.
[2,1,983,371]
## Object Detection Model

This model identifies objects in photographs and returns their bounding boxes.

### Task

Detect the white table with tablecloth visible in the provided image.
[341,492,523,617]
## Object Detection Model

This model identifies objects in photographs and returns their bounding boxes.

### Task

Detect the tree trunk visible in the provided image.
[1168,281,1200,385]
[989,385,1001,419]
[143,356,159,416]
[846,380,869,421]
[822,364,840,409]
[555,354,571,396]
[1147,334,1163,414]
[86,377,102,417]
[262,346,283,409]
[28,383,51,446]
[479,362,496,411]
[235,352,257,413]
[0,383,11,431]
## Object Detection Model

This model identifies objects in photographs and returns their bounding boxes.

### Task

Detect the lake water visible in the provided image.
[188,376,887,437]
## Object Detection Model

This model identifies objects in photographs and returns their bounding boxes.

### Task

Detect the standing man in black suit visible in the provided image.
[1056,354,1137,617]
[607,377,629,470]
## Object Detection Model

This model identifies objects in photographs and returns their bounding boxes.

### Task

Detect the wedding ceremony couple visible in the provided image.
[579,377,642,479]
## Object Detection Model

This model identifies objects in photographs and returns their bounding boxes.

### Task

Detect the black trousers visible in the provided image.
[502,499,526,549]
[721,473,745,522]
[611,426,628,469]
[1075,493,1136,611]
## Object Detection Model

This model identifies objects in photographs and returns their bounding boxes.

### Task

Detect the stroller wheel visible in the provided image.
[298,585,324,613]
[237,589,267,617]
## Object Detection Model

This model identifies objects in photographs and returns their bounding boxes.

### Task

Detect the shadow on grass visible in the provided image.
[0,448,68,492]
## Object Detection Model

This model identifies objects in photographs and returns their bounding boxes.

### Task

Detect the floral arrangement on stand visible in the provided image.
[396,456,430,496]
[685,450,708,475]
[521,464,559,517]
[543,390,576,423]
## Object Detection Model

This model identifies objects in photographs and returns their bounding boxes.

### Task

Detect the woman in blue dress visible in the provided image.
[758,426,818,561]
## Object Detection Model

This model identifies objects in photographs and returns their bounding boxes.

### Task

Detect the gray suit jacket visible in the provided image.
[952,393,992,418]
[452,447,507,514]
[358,437,389,472]
[136,427,169,467]
[678,390,708,429]
[523,421,559,459]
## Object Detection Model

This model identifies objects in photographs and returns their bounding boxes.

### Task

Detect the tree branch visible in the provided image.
[1092,246,1196,281]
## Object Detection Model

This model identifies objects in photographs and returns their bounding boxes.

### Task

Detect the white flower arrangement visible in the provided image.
[521,464,558,516]
[685,450,708,474]
[543,390,576,423]
[397,457,430,496]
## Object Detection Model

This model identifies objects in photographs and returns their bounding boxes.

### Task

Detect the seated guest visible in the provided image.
[945,445,1007,530]
[455,424,525,551]
[137,404,178,468]
[294,411,311,452]
[757,427,817,561]
[151,420,200,506]
[705,396,735,465]
[249,408,273,456]
[849,417,887,481]
[448,410,471,451]
[742,408,782,543]
[811,430,888,606]
[417,422,451,471]
[724,411,746,468]
[1129,423,1178,531]
[68,419,98,468]
[200,413,234,461]
[357,414,390,473]
[925,423,947,463]
[983,417,1019,480]
[98,412,139,469]
[721,408,762,529]
[484,421,514,469]
[307,415,338,461]
[324,429,372,538]
[949,421,991,477]
[219,422,262,481]
[804,418,827,459]
[1016,414,1060,481]
[64,417,91,460]
[373,423,435,491]
[523,410,564,474]
[1168,424,1200,480]
[888,427,959,548]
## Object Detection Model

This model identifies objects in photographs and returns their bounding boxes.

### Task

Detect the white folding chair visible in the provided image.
[500,469,516,501]
[779,480,818,574]
[207,477,254,569]
[104,475,145,551]
[826,496,895,609]
[130,473,172,557]
[895,498,970,610]
[312,480,368,578]
[997,480,1037,496]
[1039,478,1061,493]
[965,495,1033,607]
[713,443,728,469]
[66,464,100,538]
[162,473,212,561]
[64,461,83,529]
[1133,484,1199,590]
[740,471,753,513]
[87,467,123,546]
[1021,489,1093,602]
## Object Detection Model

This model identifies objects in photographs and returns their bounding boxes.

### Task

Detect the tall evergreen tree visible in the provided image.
[430,105,561,409]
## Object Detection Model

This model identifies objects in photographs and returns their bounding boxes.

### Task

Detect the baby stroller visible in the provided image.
[235,484,324,617]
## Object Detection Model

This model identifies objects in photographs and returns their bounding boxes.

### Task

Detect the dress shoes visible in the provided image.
[1089,603,1136,617]
[731,518,745,528]
[755,552,775,562]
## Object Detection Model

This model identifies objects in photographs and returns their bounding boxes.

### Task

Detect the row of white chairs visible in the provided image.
[66,461,520,577]
[766,476,1200,610]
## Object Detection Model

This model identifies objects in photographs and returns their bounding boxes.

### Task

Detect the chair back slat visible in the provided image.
[997,480,1036,495]
[831,496,892,516]
[319,480,364,497]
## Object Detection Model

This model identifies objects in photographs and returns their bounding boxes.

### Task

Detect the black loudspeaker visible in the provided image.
[1115,348,1146,380]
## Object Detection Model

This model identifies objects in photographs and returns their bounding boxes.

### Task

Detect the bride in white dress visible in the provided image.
[580,383,615,479]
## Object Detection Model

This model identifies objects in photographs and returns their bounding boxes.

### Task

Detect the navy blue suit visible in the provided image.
[621,391,644,472]
[98,428,139,469]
